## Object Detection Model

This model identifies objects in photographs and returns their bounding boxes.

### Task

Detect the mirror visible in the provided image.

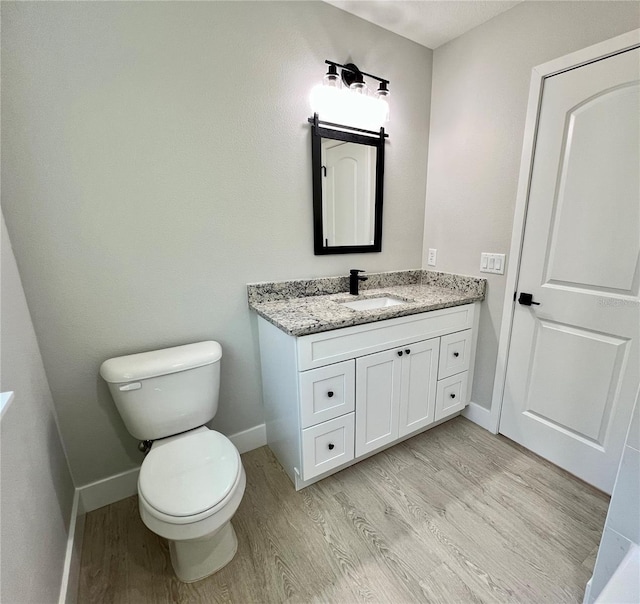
[310,117,386,254]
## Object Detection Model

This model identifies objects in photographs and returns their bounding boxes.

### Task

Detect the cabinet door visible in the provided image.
[355,349,401,457]
[398,338,439,437]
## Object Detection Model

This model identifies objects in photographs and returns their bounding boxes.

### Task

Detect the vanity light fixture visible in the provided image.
[309,60,390,132]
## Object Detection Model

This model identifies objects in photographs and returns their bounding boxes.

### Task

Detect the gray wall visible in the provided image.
[1,215,75,603]
[1,2,432,486]
[422,0,640,410]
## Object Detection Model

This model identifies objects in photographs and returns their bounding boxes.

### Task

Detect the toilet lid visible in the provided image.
[139,431,240,517]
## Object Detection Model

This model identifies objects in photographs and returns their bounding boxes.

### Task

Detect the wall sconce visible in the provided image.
[309,60,390,132]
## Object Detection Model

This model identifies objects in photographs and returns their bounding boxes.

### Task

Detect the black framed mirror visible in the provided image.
[309,114,387,255]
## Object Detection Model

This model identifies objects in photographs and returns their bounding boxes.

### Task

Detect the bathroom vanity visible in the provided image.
[248,271,485,490]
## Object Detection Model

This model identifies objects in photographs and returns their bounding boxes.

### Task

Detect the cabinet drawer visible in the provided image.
[438,329,472,379]
[301,413,355,481]
[435,372,468,420]
[299,360,355,428]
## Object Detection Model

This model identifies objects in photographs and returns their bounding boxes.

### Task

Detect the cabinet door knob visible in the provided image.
[397,350,403,357]
[450,393,456,399]
[327,391,334,398]
[328,443,335,450]
[453,352,460,358]
[405,349,411,355]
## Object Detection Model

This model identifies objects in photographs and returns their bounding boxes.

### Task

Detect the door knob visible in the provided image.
[328,443,335,450]
[397,350,403,356]
[405,349,411,355]
[453,352,459,358]
[518,292,541,306]
[450,393,456,399]
[327,391,334,398]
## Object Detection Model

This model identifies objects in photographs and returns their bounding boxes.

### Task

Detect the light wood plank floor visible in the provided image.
[78,418,609,603]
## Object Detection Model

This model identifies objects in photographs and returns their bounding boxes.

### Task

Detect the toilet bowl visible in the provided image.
[136,427,246,582]
[99,341,246,582]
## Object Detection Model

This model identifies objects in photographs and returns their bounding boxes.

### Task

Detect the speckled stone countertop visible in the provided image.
[247,270,486,337]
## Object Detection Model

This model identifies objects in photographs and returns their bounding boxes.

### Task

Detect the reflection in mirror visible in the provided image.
[310,115,387,255]
[322,140,375,247]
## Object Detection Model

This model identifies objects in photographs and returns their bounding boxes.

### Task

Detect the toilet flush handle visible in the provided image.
[118,382,142,391]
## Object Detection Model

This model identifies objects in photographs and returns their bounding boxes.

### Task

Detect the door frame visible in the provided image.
[489,28,640,434]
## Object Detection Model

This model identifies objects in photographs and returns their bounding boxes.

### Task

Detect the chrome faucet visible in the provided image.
[349,269,368,295]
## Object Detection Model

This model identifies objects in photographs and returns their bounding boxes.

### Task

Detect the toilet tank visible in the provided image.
[100,341,222,441]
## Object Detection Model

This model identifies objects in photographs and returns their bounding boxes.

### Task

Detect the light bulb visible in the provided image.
[349,73,368,96]
[376,82,390,123]
[323,64,341,89]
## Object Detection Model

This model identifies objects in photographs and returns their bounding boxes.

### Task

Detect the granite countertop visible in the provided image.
[247,270,486,337]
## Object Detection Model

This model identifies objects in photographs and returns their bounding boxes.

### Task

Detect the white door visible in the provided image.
[322,141,374,246]
[398,339,439,437]
[355,349,401,456]
[500,47,640,493]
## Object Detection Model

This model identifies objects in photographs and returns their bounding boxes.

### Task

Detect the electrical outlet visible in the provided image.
[427,248,437,267]
[480,253,506,274]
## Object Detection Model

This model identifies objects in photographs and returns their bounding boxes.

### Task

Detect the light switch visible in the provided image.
[480,253,506,275]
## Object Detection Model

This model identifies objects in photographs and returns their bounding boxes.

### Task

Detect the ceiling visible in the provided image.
[324,1,523,49]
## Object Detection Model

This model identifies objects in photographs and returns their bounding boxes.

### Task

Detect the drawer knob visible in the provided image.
[453,352,460,358]
[327,391,334,398]
[405,349,411,355]
[450,393,456,399]
[328,443,335,450]
[397,350,403,357]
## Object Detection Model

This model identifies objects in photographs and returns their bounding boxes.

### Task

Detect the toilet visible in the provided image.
[99,341,246,583]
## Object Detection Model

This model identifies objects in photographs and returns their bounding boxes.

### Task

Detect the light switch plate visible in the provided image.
[427,248,437,267]
[480,253,506,274]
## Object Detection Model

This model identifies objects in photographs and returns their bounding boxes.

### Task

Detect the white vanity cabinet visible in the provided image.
[257,301,480,490]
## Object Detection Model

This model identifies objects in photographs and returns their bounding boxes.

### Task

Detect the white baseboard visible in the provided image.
[462,401,495,432]
[78,423,267,513]
[228,423,267,454]
[58,490,85,604]
[583,577,593,604]
[79,466,140,513]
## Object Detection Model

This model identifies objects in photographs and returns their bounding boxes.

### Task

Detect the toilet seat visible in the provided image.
[139,430,241,521]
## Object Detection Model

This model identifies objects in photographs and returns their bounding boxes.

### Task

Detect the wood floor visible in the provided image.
[78,418,609,603]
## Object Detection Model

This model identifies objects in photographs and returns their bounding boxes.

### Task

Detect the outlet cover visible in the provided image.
[480,253,506,274]
[427,248,437,267]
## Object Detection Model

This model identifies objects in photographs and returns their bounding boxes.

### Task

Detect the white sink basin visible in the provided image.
[341,296,407,311]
